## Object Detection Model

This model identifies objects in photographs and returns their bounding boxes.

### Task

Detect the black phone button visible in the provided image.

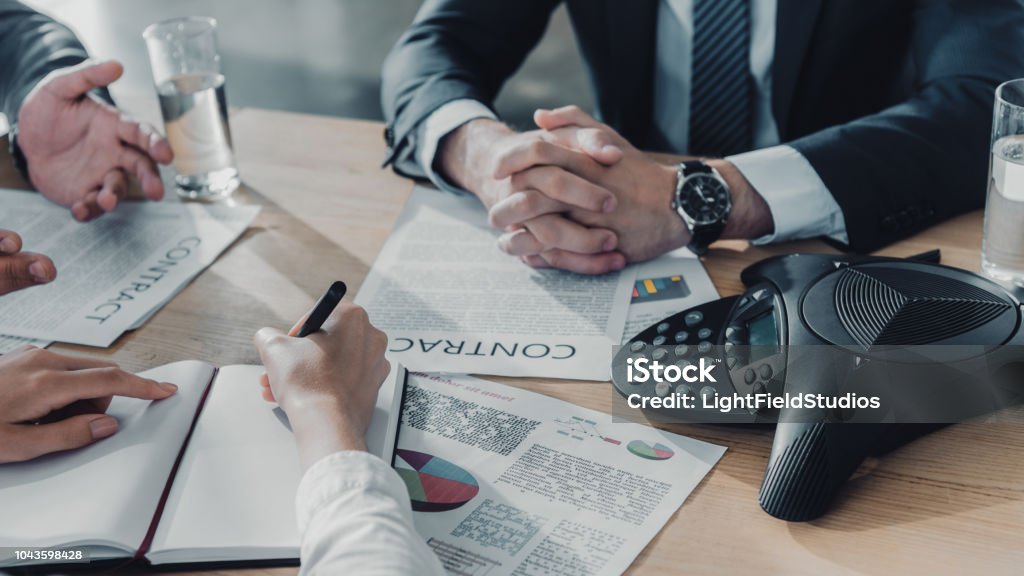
[630,341,645,353]
[674,331,689,343]
[759,364,773,380]
[657,322,671,334]
[652,348,668,361]
[744,368,756,384]
[697,327,713,340]
[684,311,704,327]
[674,344,689,357]
[653,335,666,346]
[697,341,712,354]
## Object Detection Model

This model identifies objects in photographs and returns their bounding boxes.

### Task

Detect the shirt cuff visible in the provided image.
[727,145,849,245]
[295,450,412,535]
[417,98,497,194]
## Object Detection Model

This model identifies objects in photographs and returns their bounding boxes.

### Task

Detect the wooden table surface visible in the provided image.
[3,107,1022,575]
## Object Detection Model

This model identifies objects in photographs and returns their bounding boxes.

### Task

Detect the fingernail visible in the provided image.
[158,382,178,394]
[603,145,620,156]
[28,261,52,283]
[603,236,617,252]
[90,416,119,439]
[0,237,16,253]
[603,197,616,213]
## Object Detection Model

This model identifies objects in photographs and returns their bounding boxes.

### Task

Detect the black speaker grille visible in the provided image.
[834,267,1012,349]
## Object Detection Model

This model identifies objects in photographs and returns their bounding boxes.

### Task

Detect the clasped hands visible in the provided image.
[441,105,690,275]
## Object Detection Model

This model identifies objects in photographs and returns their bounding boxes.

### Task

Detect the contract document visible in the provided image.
[356,186,635,381]
[0,335,51,354]
[394,372,726,575]
[0,190,259,347]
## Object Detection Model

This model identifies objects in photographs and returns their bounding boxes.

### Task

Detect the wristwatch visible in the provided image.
[672,160,731,256]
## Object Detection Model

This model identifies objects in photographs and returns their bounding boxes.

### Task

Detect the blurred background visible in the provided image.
[13,0,593,129]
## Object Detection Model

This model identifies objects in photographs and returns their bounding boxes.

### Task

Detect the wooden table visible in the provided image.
[3,108,1023,575]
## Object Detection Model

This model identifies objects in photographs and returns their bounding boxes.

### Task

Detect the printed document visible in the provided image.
[356,186,635,381]
[622,248,719,342]
[394,372,725,575]
[0,335,51,354]
[0,190,259,347]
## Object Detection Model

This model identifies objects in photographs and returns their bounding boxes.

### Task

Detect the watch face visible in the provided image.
[679,173,730,225]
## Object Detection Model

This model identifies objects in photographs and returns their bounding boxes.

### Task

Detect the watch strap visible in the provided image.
[688,221,725,256]
[681,160,711,177]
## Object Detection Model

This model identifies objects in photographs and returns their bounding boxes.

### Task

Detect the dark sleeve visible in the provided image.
[380,0,562,178]
[0,0,93,125]
[789,0,1024,253]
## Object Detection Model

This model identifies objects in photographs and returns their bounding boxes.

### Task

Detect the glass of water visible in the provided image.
[143,17,239,200]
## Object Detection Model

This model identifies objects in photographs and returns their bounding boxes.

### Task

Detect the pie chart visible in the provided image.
[627,440,675,461]
[394,449,480,512]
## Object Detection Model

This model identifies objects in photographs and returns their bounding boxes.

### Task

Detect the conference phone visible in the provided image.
[613,251,1024,521]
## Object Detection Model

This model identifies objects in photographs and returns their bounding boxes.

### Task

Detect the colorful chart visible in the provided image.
[632,275,691,303]
[394,449,480,512]
[627,440,675,461]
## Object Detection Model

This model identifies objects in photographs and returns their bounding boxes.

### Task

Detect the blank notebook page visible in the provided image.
[147,365,302,564]
[0,360,213,557]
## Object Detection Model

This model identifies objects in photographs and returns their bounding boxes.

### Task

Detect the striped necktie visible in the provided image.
[688,0,753,156]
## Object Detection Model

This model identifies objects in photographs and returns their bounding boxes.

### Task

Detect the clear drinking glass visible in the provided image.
[143,17,239,200]
[984,79,1024,287]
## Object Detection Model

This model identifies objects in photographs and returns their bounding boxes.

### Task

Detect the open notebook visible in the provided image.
[0,361,405,568]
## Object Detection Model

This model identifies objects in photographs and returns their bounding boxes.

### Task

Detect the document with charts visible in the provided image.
[394,372,725,575]
[0,189,259,347]
[0,361,405,568]
[356,186,636,381]
[622,247,719,343]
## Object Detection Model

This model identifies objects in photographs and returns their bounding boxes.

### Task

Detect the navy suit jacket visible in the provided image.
[382,0,1024,252]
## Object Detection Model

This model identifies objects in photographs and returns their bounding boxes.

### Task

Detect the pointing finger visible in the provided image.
[48,368,177,408]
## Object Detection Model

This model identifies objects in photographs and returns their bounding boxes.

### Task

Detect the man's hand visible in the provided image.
[254,302,391,471]
[0,346,178,463]
[17,60,174,222]
[0,229,55,295]
[438,118,626,267]
[493,106,774,273]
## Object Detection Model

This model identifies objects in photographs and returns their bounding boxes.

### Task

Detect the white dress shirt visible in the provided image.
[296,450,445,575]
[417,0,848,245]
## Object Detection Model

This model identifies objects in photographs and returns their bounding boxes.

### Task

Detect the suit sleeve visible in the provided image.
[789,0,1024,253]
[380,0,562,179]
[0,1,93,126]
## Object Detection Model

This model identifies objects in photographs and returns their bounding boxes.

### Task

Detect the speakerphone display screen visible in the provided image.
[747,310,779,361]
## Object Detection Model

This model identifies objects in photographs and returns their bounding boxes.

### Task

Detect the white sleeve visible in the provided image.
[726,144,849,245]
[417,98,498,194]
[296,450,445,576]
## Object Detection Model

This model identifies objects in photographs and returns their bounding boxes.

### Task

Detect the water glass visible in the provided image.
[143,17,239,200]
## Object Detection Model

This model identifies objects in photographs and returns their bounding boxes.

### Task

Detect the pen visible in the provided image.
[296,281,347,337]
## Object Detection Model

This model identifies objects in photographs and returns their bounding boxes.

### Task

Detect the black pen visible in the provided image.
[296,281,347,337]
